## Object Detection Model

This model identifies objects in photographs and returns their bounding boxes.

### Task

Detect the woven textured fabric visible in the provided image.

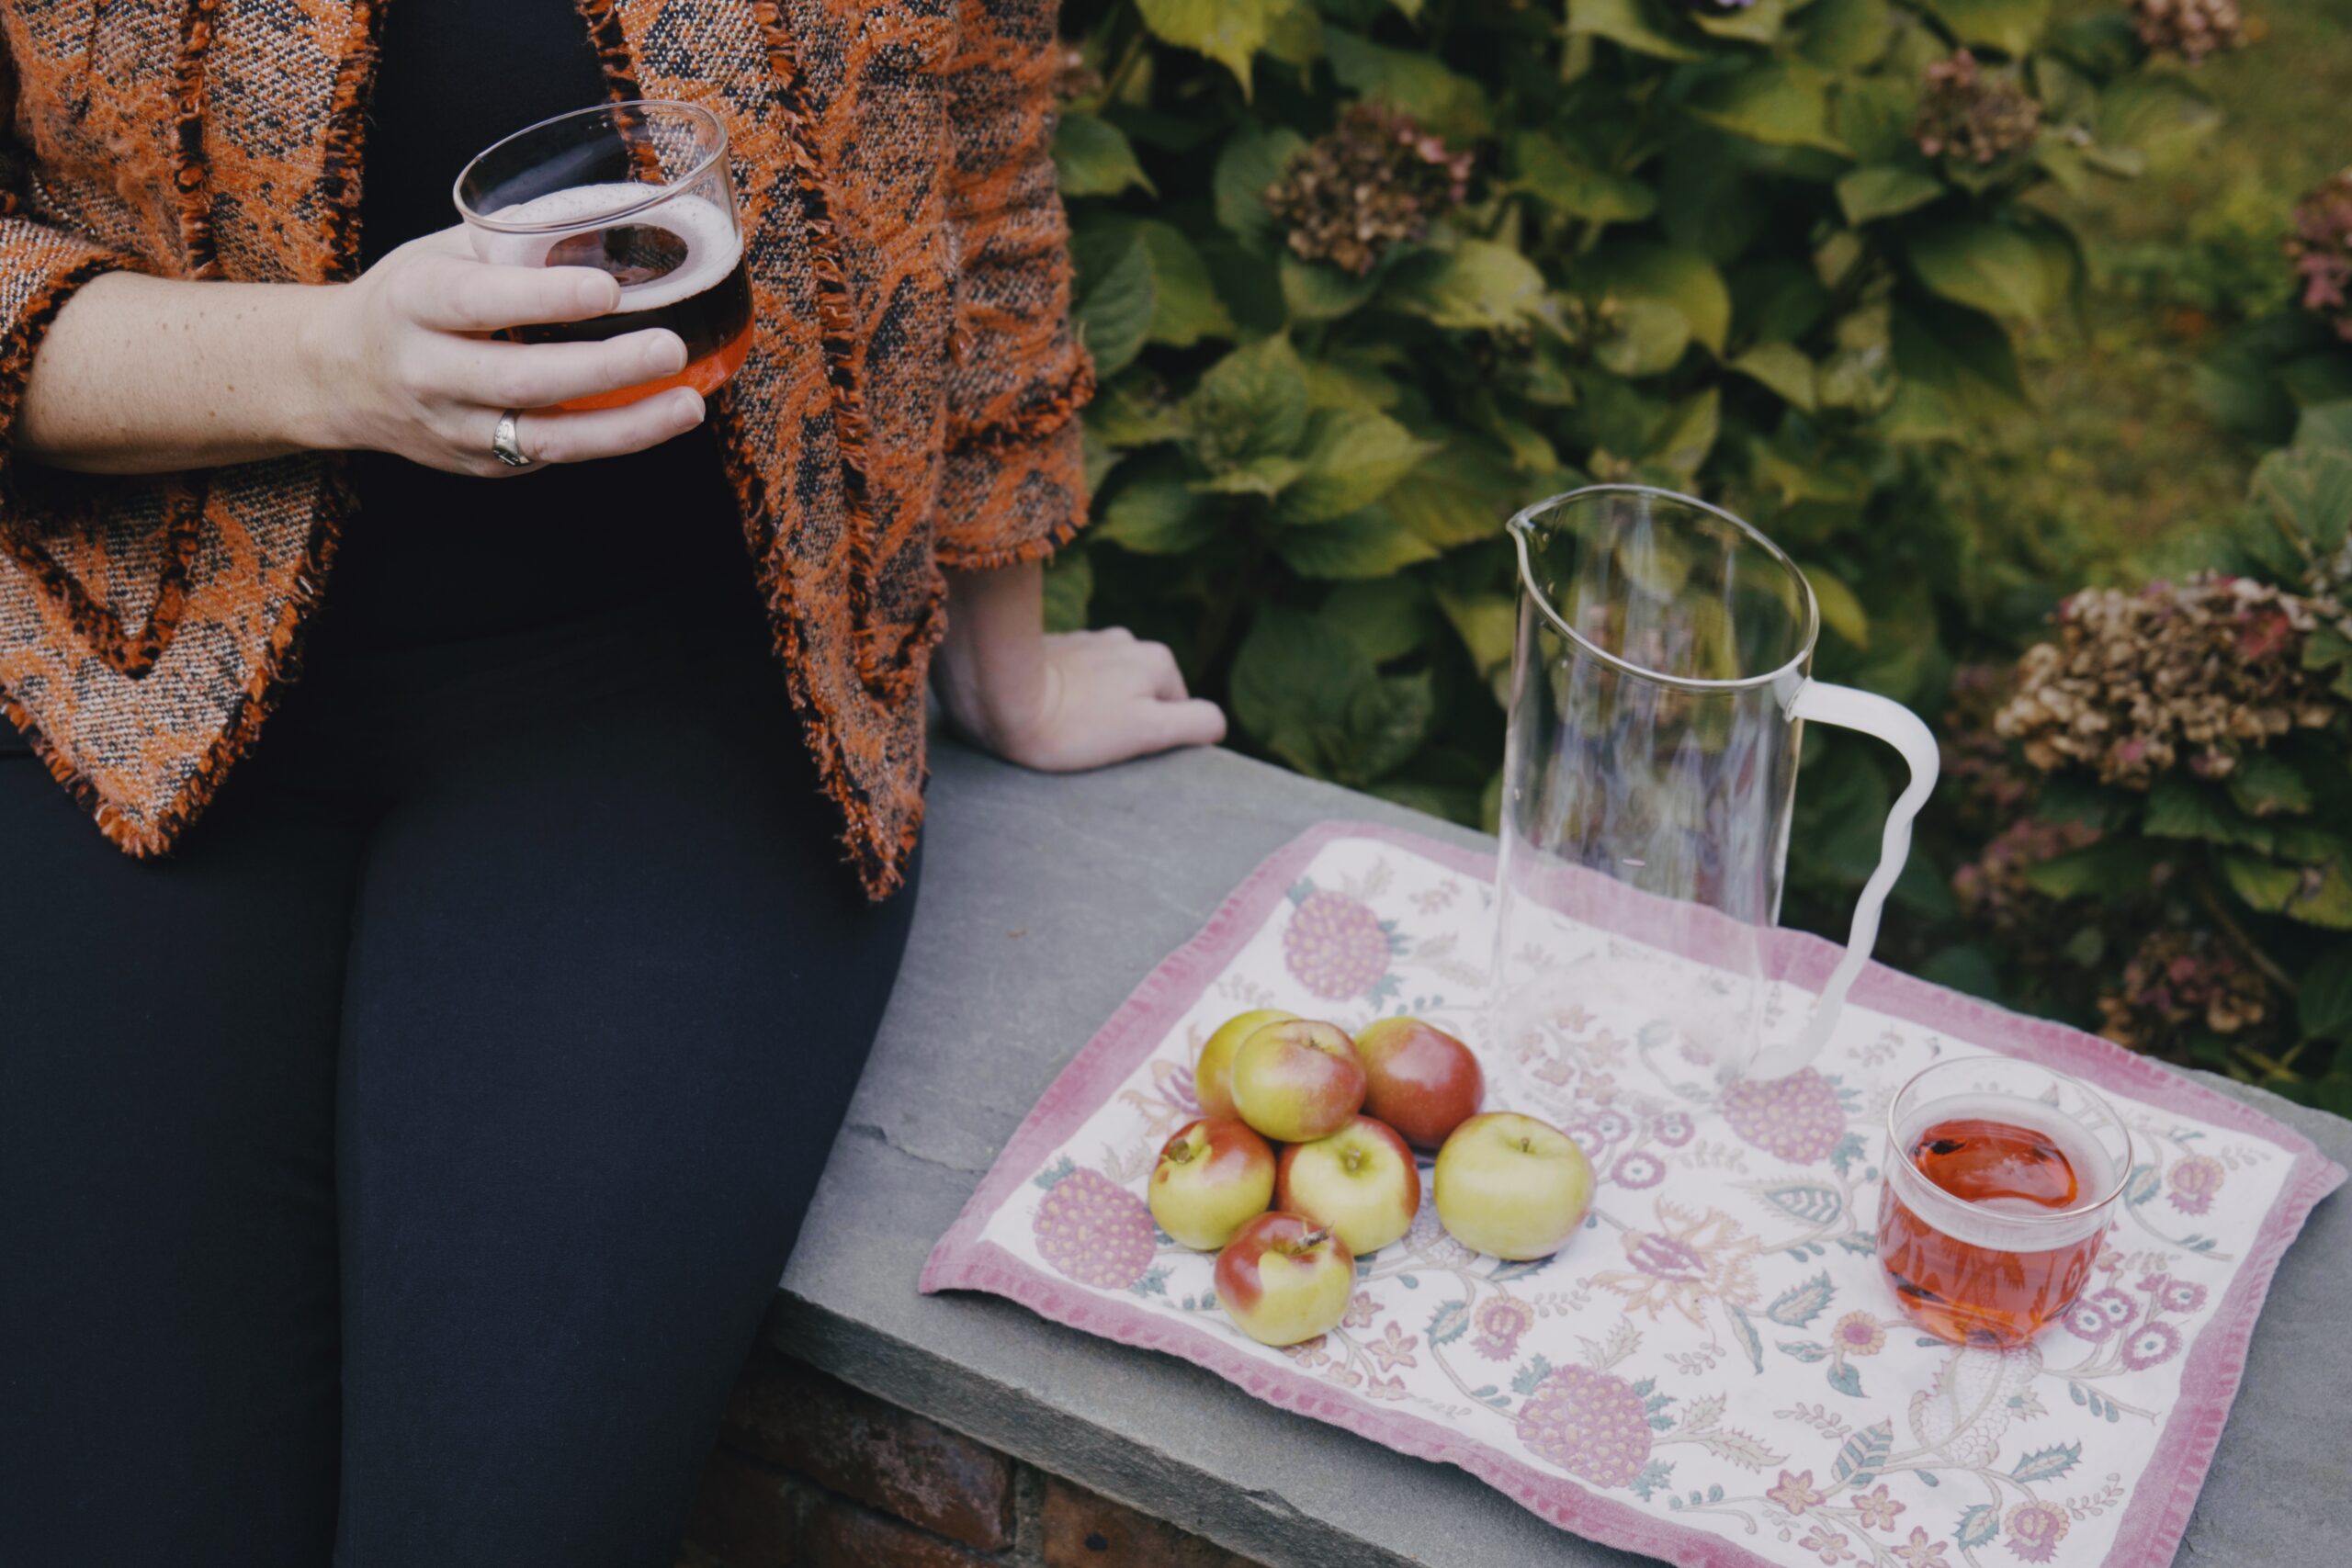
[0,0,1091,897]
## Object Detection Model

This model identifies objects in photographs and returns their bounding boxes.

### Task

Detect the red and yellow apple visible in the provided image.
[1231,1019,1366,1143]
[1148,1117,1277,1251]
[1194,1008,1297,1122]
[1354,1017,1485,1150]
[1213,1211,1357,1347]
[1433,1111,1592,1261]
[1275,1115,1421,1256]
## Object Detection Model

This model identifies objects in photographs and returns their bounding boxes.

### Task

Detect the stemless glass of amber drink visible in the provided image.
[1876,1057,2132,1348]
[456,101,752,412]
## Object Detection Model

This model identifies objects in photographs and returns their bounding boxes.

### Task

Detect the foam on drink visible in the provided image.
[474,182,744,314]
[1889,1093,2113,1251]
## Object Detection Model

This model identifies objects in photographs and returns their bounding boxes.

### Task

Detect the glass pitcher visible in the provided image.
[1491,485,1939,1082]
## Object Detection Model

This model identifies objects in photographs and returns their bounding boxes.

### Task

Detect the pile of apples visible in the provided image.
[1152,1010,1592,1348]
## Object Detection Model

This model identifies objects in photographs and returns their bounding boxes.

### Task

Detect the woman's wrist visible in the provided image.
[283,281,361,453]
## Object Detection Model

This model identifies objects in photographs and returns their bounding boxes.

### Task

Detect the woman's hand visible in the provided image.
[933,561,1226,771]
[19,227,703,477]
[300,227,705,476]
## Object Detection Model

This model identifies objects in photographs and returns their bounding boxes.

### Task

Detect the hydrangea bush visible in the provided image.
[1048,0,2216,879]
[1930,402,2352,1110]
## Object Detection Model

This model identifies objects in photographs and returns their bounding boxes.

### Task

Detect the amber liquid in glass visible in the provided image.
[1876,1107,2103,1348]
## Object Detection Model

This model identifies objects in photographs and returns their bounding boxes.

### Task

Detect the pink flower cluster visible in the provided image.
[2289,168,2352,343]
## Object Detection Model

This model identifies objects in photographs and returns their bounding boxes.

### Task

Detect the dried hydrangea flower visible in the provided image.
[2098,927,2271,1051]
[1994,574,2336,787]
[1264,103,1474,276]
[2287,168,2352,344]
[1913,51,2043,167]
[2131,0,2248,64]
[1942,663,2038,832]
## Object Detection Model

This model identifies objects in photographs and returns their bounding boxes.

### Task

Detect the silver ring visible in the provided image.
[491,410,534,468]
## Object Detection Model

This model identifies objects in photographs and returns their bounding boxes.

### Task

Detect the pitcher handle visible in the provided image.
[1746,681,1941,1079]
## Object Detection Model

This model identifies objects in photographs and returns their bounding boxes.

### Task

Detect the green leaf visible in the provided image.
[1581,242,1732,354]
[1191,455,1306,496]
[1055,113,1155,197]
[1136,221,1236,347]
[2097,74,2222,172]
[2020,840,2156,898]
[1305,355,1403,413]
[1323,28,1492,139]
[2252,446,2352,556]
[1660,141,1770,264]
[1086,374,1188,448]
[1795,0,1893,68]
[1512,131,1658,222]
[1593,299,1693,378]
[1214,124,1307,256]
[1801,564,1870,649]
[1566,0,1706,62]
[1280,254,1381,321]
[2144,774,2273,852]
[1433,588,1519,674]
[1349,669,1440,779]
[1727,342,1817,412]
[2222,852,2305,916]
[1072,226,1156,378]
[2300,946,2352,1041]
[1232,605,1372,775]
[1279,409,1441,524]
[1830,77,1918,164]
[1097,459,1219,554]
[1385,241,1551,332]
[1908,220,2073,321]
[2228,752,2315,818]
[1322,577,1437,664]
[1837,165,1945,226]
[1956,1504,2001,1549]
[1919,0,2049,56]
[1681,60,1846,154]
[1384,439,1523,548]
[1042,548,1092,634]
[1136,0,1277,92]
[1185,335,1310,469]
[1646,387,1719,478]
[1263,0,1323,64]
[2296,401,2352,456]
[1276,504,1442,579]
[1889,299,2028,429]
[1691,0,1787,43]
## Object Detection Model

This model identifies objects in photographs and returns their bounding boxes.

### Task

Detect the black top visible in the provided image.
[318,0,741,652]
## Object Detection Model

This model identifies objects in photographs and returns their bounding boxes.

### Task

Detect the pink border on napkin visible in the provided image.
[921,821,2346,1568]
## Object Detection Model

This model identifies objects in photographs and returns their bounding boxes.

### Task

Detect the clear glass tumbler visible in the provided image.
[1491,486,1939,1081]
[456,100,752,411]
[1877,1056,2132,1348]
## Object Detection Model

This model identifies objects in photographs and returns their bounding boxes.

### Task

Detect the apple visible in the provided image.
[1213,1211,1357,1347]
[1231,1019,1366,1143]
[1433,1111,1593,1261]
[1276,1115,1421,1256]
[1195,1008,1298,1122]
[1148,1117,1278,1251]
[1354,1017,1485,1150]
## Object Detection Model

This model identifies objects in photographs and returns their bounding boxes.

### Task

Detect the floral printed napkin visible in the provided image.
[922,823,2344,1568]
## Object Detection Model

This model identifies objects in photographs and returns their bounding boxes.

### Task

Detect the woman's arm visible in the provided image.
[17,228,705,477]
[931,561,1226,771]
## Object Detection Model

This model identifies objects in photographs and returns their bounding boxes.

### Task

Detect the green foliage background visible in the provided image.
[1048,0,2203,888]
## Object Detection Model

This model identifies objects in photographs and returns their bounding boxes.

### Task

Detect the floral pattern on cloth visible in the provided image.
[922,825,2346,1568]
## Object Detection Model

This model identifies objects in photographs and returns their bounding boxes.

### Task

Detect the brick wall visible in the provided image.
[678,1343,1265,1568]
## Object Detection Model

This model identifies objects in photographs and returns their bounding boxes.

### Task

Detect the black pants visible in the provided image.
[0,567,919,1567]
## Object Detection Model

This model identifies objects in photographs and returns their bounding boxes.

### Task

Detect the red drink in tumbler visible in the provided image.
[1875,1062,2131,1348]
